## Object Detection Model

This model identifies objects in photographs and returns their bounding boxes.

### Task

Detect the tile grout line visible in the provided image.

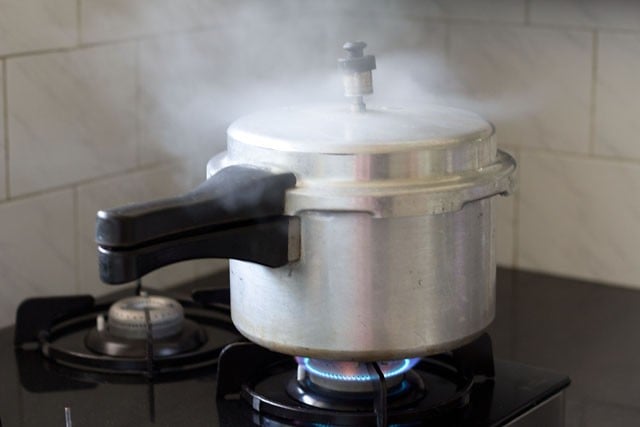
[0,13,637,63]
[2,60,9,198]
[513,145,640,166]
[0,16,638,63]
[134,40,142,166]
[523,0,531,25]
[589,30,599,156]
[418,16,640,35]
[0,17,640,64]
[443,21,452,60]
[512,147,521,269]
[77,0,83,45]
[0,21,233,62]
[520,146,640,167]
[0,158,183,206]
[0,38,134,61]
[72,186,80,293]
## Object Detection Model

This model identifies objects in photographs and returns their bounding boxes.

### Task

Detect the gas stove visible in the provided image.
[0,273,569,427]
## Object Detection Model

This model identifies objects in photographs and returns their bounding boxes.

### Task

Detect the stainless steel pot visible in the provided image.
[96,42,516,361]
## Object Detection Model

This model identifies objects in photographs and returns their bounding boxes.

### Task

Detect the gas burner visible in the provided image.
[14,289,241,377]
[288,358,426,412]
[107,295,184,339]
[85,317,206,358]
[216,335,496,426]
[85,295,206,358]
[294,357,421,393]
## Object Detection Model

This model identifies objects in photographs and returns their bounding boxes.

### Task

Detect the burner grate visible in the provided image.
[216,335,495,426]
[14,289,240,378]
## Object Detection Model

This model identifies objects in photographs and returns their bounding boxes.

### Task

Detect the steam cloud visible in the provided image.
[138,1,531,170]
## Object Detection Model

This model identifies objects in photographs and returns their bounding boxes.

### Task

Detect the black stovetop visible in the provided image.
[0,272,570,427]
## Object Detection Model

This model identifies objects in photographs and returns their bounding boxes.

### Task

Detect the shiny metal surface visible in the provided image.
[224,104,493,154]
[230,198,496,360]
[209,104,515,218]
[107,295,184,339]
[207,101,515,360]
[339,41,375,112]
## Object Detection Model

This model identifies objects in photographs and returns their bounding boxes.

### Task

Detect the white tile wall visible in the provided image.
[138,30,231,166]
[0,0,638,327]
[111,0,391,39]
[518,152,640,289]
[398,0,526,22]
[530,0,640,30]
[0,0,77,56]
[138,17,448,166]
[80,0,232,43]
[0,62,5,200]
[138,19,330,165]
[495,195,515,267]
[447,24,592,153]
[0,189,75,327]
[194,259,230,277]
[76,161,203,296]
[7,44,137,196]
[595,32,640,160]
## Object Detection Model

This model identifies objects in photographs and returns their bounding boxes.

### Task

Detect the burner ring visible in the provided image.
[287,370,426,412]
[296,357,420,393]
[108,296,183,339]
[85,318,207,358]
[238,356,473,425]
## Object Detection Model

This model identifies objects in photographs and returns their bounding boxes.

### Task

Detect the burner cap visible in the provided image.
[107,295,183,339]
[295,357,420,393]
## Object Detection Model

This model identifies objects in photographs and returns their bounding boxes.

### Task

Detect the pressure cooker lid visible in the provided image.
[211,41,517,218]
[226,41,494,164]
[227,103,493,155]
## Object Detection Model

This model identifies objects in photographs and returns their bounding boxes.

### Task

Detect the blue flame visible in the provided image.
[297,357,421,382]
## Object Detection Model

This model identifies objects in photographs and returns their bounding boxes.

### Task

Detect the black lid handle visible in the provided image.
[96,165,298,284]
[97,165,296,247]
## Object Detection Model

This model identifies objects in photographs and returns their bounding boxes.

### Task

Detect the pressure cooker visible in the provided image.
[96,42,516,361]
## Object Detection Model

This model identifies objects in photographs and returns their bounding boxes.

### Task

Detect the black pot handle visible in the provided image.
[95,165,298,284]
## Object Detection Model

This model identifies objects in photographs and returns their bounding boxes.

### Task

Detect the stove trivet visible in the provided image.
[294,357,421,393]
[85,317,206,358]
[216,335,495,426]
[287,367,427,412]
[14,288,240,378]
[84,294,207,358]
[288,356,426,413]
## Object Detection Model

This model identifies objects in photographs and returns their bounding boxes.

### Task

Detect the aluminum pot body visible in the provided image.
[229,199,495,361]
[207,104,515,361]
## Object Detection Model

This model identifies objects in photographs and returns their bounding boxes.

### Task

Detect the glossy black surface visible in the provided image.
[0,270,571,426]
[487,268,640,426]
[217,340,484,425]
